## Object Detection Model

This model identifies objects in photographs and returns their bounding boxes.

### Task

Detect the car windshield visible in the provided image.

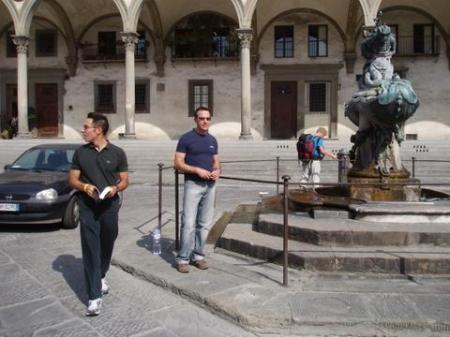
[10,148,75,172]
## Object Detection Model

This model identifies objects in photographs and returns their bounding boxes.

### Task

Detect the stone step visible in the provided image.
[257,213,450,247]
[217,221,450,274]
[350,201,450,223]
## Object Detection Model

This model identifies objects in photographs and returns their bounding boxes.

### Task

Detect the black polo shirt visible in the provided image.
[71,142,128,192]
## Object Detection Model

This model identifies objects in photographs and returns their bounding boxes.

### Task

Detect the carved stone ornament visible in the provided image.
[12,36,29,54]
[121,32,139,49]
[237,29,253,49]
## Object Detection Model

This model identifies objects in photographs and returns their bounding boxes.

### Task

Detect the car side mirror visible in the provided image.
[4,164,11,171]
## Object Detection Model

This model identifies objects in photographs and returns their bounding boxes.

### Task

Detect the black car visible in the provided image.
[0,144,81,228]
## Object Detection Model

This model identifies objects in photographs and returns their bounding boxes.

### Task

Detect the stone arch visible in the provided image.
[352,6,450,69]
[358,0,382,26]
[163,10,239,59]
[1,0,22,34]
[380,5,449,41]
[344,0,365,73]
[112,0,144,33]
[143,0,165,76]
[77,13,157,60]
[163,10,239,43]
[39,0,77,75]
[256,8,347,54]
[228,0,245,27]
[17,0,40,36]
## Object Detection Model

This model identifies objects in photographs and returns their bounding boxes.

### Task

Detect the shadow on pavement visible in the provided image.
[52,254,87,304]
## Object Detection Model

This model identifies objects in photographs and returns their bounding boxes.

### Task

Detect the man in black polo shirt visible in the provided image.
[174,106,220,273]
[69,112,129,316]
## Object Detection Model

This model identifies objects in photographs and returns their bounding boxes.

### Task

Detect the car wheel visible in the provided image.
[62,195,80,229]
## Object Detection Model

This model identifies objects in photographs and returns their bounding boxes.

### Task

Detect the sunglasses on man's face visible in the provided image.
[197,117,211,121]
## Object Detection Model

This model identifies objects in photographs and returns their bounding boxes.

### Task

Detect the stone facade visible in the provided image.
[0,0,449,140]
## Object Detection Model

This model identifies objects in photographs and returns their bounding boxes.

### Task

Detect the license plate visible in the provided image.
[0,203,20,212]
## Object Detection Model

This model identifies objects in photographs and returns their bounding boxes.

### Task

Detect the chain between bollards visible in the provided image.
[282,175,290,287]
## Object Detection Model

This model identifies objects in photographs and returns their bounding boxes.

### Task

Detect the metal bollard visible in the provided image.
[174,169,180,250]
[276,156,280,194]
[337,149,350,183]
[282,175,290,287]
[158,163,164,232]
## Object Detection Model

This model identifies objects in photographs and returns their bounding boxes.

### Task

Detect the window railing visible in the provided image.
[395,35,440,56]
[171,40,239,59]
[81,42,147,62]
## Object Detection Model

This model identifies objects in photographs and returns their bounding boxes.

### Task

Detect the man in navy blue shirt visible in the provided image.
[174,107,220,273]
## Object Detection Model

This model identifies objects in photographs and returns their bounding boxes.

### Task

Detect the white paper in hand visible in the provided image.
[93,186,113,200]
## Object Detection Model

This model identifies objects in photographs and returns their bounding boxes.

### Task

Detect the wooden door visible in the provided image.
[271,81,297,139]
[35,83,58,136]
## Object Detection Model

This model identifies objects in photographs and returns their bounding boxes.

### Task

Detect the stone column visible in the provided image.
[121,32,138,139]
[13,36,31,137]
[237,29,253,140]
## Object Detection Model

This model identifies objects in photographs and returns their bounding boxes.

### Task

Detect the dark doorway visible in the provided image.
[271,81,297,139]
[5,84,18,125]
[35,83,58,137]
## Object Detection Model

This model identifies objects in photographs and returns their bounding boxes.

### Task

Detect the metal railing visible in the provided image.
[156,156,450,287]
[395,35,440,56]
[81,42,147,61]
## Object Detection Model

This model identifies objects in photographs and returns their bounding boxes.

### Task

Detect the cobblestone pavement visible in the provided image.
[0,184,262,337]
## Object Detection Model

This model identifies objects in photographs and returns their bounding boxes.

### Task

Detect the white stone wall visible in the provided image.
[1,3,449,141]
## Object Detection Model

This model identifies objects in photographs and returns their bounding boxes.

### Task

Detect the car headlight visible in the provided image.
[36,188,58,201]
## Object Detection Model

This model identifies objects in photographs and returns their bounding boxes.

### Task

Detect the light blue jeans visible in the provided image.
[300,160,321,186]
[176,179,216,264]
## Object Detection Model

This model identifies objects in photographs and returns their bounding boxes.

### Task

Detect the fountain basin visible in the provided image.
[289,187,450,223]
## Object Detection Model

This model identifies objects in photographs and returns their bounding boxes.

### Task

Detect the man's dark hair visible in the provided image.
[87,112,109,134]
[194,106,211,118]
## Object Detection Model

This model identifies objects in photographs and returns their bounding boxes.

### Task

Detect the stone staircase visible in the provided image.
[216,204,450,275]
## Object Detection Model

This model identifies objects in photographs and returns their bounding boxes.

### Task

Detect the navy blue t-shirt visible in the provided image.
[176,129,218,181]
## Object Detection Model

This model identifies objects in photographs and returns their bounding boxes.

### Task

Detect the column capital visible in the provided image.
[12,35,29,54]
[121,32,139,49]
[237,28,253,49]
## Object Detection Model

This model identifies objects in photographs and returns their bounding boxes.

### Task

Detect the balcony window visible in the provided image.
[135,81,149,113]
[98,31,117,57]
[188,80,213,116]
[308,25,328,57]
[274,26,293,58]
[95,82,116,113]
[6,31,16,58]
[414,24,435,54]
[35,29,57,57]
[171,14,238,59]
[135,30,147,59]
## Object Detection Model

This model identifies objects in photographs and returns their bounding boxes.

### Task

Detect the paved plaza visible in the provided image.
[1,140,450,337]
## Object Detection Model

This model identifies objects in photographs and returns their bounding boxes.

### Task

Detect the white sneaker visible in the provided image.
[101,278,109,295]
[86,298,102,316]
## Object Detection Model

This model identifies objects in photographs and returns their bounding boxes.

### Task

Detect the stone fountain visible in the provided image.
[289,13,450,222]
[215,14,450,276]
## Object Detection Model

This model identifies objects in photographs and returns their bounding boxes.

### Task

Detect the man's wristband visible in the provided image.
[83,184,89,193]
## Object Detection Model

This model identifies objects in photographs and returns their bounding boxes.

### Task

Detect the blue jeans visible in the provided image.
[176,179,216,264]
